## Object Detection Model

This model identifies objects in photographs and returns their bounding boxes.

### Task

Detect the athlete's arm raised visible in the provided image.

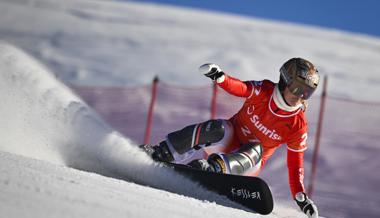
[199,63,252,97]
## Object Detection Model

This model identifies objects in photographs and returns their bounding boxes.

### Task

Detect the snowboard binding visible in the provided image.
[140,141,174,163]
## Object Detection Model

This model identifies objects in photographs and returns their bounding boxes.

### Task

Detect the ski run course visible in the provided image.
[1,0,380,217]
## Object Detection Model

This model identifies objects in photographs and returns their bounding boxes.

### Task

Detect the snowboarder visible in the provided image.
[143,58,319,217]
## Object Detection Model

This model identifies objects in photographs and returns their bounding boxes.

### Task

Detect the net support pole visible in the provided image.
[210,82,218,119]
[143,76,159,145]
[307,75,328,197]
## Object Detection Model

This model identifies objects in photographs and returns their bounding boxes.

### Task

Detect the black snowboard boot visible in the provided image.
[140,141,174,162]
[188,154,227,174]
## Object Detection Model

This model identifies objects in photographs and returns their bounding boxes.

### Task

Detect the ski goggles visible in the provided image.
[287,79,316,100]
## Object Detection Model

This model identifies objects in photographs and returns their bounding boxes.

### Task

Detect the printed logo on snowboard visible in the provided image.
[231,187,261,200]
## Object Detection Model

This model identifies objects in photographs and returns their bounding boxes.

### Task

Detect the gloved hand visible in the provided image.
[198,63,224,81]
[295,192,319,218]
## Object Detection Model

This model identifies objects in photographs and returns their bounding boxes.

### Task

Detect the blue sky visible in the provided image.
[129,0,380,38]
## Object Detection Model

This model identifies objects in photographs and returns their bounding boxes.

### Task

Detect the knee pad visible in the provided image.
[215,143,262,175]
[167,119,226,155]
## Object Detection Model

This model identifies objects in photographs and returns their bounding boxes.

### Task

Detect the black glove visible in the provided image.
[199,63,224,81]
[295,192,319,218]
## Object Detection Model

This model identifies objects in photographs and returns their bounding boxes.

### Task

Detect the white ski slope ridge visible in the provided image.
[0,42,307,217]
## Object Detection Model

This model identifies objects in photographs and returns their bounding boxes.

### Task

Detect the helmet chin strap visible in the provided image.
[273,84,302,112]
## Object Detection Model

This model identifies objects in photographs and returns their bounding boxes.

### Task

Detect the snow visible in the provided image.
[0,42,300,218]
[0,151,256,218]
[1,0,380,101]
[0,0,379,217]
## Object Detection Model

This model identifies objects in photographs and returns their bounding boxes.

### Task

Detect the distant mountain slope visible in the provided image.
[0,0,380,101]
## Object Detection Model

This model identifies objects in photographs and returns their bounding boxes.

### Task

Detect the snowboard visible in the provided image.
[165,162,274,215]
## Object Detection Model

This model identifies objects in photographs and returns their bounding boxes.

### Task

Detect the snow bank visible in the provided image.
[1,151,260,218]
[0,42,255,210]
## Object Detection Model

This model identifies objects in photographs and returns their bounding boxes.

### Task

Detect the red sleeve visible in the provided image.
[287,131,308,152]
[287,119,308,152]
[287,149,306,197]
[217,74,253,98]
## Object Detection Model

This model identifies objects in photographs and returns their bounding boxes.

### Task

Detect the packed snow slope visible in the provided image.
[0,0,380,217]
[0,43,304,218]
[2,150,283,218]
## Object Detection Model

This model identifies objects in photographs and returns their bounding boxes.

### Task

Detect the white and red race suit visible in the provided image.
[217,74,307,197]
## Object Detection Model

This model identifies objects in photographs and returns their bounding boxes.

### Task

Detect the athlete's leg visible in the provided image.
[189,142,263,175]
[145,119,233,163]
